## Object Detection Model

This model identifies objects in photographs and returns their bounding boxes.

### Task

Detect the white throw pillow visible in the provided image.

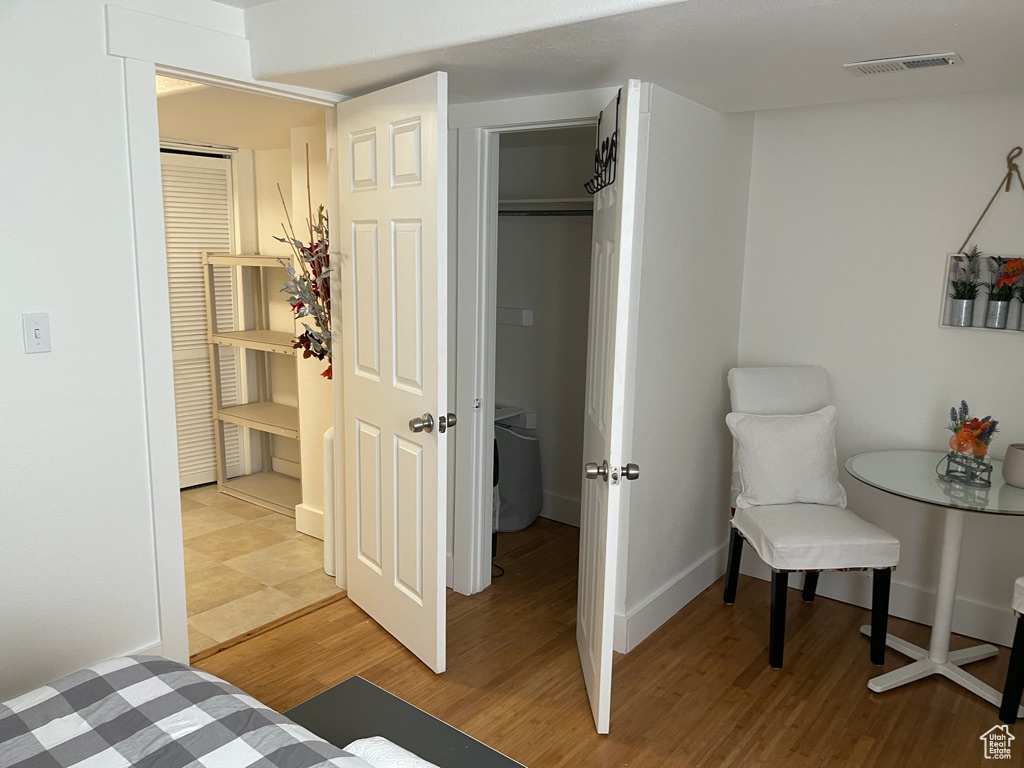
[726,405,847,509]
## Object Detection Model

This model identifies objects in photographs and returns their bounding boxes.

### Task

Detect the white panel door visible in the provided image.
[336,73,448,673]
[161,151,243,488]
[578,81,644,734]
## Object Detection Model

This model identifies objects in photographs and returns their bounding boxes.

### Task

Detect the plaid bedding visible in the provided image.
[0,657,372,768]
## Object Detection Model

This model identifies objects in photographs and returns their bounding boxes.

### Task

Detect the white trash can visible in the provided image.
[494,425,543,532]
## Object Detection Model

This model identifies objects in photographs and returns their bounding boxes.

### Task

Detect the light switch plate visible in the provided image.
[22,313,51,353]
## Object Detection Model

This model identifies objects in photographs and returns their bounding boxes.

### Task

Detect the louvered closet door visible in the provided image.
[161,151,243,488]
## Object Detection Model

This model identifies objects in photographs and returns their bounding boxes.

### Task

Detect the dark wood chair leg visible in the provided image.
[802,571,820,603]
[770,570,788,669]
[1000,616,1024,724]
[723,527,743,605]
[871,568,891,665]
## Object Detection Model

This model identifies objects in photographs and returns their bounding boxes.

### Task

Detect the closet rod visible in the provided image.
[498,210,593,217]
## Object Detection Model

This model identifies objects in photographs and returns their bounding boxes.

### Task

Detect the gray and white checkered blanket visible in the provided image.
[0,656,372,768]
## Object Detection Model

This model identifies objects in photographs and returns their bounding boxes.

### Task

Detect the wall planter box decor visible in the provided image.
[941,252,1024,333]
[941,147,1024,334]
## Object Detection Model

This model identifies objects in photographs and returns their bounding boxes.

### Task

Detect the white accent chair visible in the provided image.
[999,577,1024,723]
[723,366,901,669]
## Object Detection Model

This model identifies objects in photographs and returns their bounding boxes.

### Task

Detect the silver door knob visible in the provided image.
[585,460,609,481]
[438,413,457,433]
[409,413,434,433]
[623,463,640,480]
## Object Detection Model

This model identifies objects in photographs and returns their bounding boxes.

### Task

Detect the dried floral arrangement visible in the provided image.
[276,148,332,379]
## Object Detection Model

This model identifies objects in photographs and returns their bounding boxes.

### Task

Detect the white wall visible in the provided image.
[157,86,326,150]
[0,0,244,701]
[615,85,754,651]
[739,86,1024,646]
[495,140,593,526]
[291,124,333,537]
[254,148,302,476]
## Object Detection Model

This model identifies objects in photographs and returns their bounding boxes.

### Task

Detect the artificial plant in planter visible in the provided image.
[985,256,1024,329]
[948,245,982,327]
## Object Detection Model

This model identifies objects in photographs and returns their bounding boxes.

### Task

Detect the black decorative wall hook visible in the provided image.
[584,90,620,195]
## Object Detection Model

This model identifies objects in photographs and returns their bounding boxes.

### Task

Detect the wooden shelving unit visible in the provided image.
[221,472,302,518]
[202,252,302,517]
[216,402,299,439]
[211,329,297,354]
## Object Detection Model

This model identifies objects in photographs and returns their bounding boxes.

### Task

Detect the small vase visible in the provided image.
[950,299,974,327]
[986,300,1010,329]
[1004,444,1024,489]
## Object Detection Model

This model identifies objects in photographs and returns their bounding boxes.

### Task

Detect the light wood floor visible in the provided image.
[197,518,1020,767]
[181,485,341,653]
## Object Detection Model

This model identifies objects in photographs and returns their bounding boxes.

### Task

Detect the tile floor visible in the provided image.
[181,484,341,656]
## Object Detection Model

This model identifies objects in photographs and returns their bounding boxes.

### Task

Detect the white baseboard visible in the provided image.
[738,557,1018,648]
[613,543,729,653]
[540,491,580,528]
[295,503,324,540]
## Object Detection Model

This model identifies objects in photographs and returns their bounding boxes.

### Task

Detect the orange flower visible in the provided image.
[950,430,974,453]
[972,439,988,457]
[997,258,1024,289]
[960,418,991,438]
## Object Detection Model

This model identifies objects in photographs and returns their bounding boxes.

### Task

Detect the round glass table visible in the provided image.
[846,449,1024,714]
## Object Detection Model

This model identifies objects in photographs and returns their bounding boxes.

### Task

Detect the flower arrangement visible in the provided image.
[949,245,982,301]
[947,400,998,458]
[276,149,332,379]
[987,256,1024,303]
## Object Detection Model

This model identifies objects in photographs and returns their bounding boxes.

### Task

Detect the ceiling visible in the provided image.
[156,78,327,150]
[245,0,1024,113]
[155,77,205,96]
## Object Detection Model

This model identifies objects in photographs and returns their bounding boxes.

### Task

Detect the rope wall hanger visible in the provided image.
[958,146,1024,253]
[584,90,620,195]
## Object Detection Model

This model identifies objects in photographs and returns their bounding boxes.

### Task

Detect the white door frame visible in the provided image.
[110,7,343,662]
[451,88,616,596]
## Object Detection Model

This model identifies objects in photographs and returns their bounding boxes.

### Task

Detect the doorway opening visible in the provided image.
[154,75,339,657]
[489,127,594,582]
[450,85,643,732]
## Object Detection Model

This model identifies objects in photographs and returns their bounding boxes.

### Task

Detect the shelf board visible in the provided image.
[212,330,296,354]
[220,471,301,518]
[202,252,291,269]
[494,404,525,422]
[216,402,299,438]
[497,197,593,212]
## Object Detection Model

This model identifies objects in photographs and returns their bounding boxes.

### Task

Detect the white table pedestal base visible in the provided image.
[858,505,1023,717]
[859,625,1021,715]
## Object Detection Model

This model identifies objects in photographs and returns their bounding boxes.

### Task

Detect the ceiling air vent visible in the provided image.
[844,53,963,76]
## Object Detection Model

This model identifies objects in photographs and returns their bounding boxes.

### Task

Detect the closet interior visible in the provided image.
[491,127,595,556]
